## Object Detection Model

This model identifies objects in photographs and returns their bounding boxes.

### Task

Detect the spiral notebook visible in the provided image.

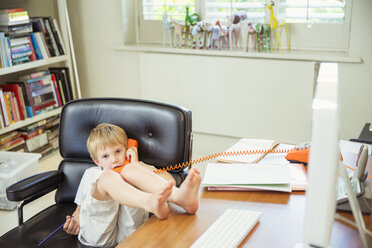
[216,138,280,164]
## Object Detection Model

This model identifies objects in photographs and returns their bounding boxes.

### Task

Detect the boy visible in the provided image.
[63,123,201,247]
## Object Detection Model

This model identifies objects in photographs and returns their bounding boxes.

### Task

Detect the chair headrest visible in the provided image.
[59,98,192,169]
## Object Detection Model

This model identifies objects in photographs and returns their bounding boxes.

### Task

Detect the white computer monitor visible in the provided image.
[302,62,340,247]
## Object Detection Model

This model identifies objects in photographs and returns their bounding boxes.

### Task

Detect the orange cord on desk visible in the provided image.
[344,164,372,179]
[153,148,291,174]
[153,149,372,179]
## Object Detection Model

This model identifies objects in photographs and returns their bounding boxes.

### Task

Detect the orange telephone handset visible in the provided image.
[112,139,138,173]
[284,142,343,165]
[285,147,310,165]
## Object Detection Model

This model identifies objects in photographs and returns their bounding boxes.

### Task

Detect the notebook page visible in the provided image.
[217,139,279,163]
[258,144,295,165]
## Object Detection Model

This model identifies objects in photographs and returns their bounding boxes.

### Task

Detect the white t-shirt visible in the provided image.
[75,167,149,247]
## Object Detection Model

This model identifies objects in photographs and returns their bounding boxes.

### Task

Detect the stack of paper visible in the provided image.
[202,139,308,192]
[202,163,292,192]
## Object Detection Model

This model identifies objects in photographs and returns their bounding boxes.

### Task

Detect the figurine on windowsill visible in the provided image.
[162,11,174,47]
[170,17,184,48]
[266,1,290,53]
[183,5,199,48]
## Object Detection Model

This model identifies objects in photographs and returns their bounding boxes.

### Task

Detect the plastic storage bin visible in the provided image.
[0,151,41,210]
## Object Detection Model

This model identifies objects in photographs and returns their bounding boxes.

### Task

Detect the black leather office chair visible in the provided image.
[0,98,192,248]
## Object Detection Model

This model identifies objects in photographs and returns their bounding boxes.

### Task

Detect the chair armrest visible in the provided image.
[6,170,62,226]
[6,170,62,202]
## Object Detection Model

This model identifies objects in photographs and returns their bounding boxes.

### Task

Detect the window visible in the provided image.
[142,0,196,21]
[277,0,345,24]
[204,0,265,23]
[134,0,351,51]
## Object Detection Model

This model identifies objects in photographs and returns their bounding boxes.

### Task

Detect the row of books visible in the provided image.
[0,8,65,68]
[0,115,60,157]
[0,67,73,128]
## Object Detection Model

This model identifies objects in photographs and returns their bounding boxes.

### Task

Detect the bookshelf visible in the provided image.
[0,0,79,153]
[0,108,61,135]
[0,55,68,76]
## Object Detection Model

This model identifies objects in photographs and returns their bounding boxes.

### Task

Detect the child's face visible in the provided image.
[94,144,127,170]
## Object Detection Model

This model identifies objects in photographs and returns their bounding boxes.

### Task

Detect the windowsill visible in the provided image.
[114,43,362,63]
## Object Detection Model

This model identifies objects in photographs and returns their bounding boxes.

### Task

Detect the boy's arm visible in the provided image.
[63,205,80,235]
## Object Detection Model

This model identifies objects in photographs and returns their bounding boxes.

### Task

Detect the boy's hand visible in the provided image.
[63,215,80,235]
[126,147,139,163]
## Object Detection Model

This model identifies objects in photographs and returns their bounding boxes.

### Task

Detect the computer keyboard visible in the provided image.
[190,208,262,248]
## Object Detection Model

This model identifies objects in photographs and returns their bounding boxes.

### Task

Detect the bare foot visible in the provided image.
[148,181,173,219]
[172,168,201,214]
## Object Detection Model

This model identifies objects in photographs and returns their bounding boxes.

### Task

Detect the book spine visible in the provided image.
[0,8,24,14]
[16,85,27,120]
[24,82,36,116]
[4,92,14,124]
[34,32,49,59]
[0,33,7,67]
[19,70,49,80]
[29,33,42,60]
[21,127,44,140]
[11,92,21,122]
[25,106,34,118]
[31,84,54,97]
[12,55,30,64]
[11,50,32,59]
[3,24,33,36]
[0,137,25,151]
[52,19,66,54]
[29,80,44,89]
[43,18,59,56]
[51,74,62,106]
[33,92,54,106]
[8,11,29,22]
[63,68,73,101]
[56,72,66,105]
[26,74,52,84]
[34,99,56,111]
[0,90,9,126]
[49,17,64,55]
[26,36,37,61]
[10,44,30,53]
[0,106,4,128]
[5,37,12,67]
[8,92,18,122]
[25,132,48,152]
[0,131,20,145]
[9,36,29,47]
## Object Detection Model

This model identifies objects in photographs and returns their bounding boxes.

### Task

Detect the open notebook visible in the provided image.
[217,138,280,164]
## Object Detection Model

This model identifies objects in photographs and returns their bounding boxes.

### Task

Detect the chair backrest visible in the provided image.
[55,98,192,203]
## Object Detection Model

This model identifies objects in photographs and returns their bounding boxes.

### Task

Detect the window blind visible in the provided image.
[142,0,196,21]
[277,0,345,23]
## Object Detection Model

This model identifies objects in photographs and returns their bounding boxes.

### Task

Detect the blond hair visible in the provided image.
[87,123,128,161]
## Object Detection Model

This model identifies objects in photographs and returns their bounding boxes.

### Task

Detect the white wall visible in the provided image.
[68,0,372,153]
[139,53,314,144]
[67,0,140,98]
